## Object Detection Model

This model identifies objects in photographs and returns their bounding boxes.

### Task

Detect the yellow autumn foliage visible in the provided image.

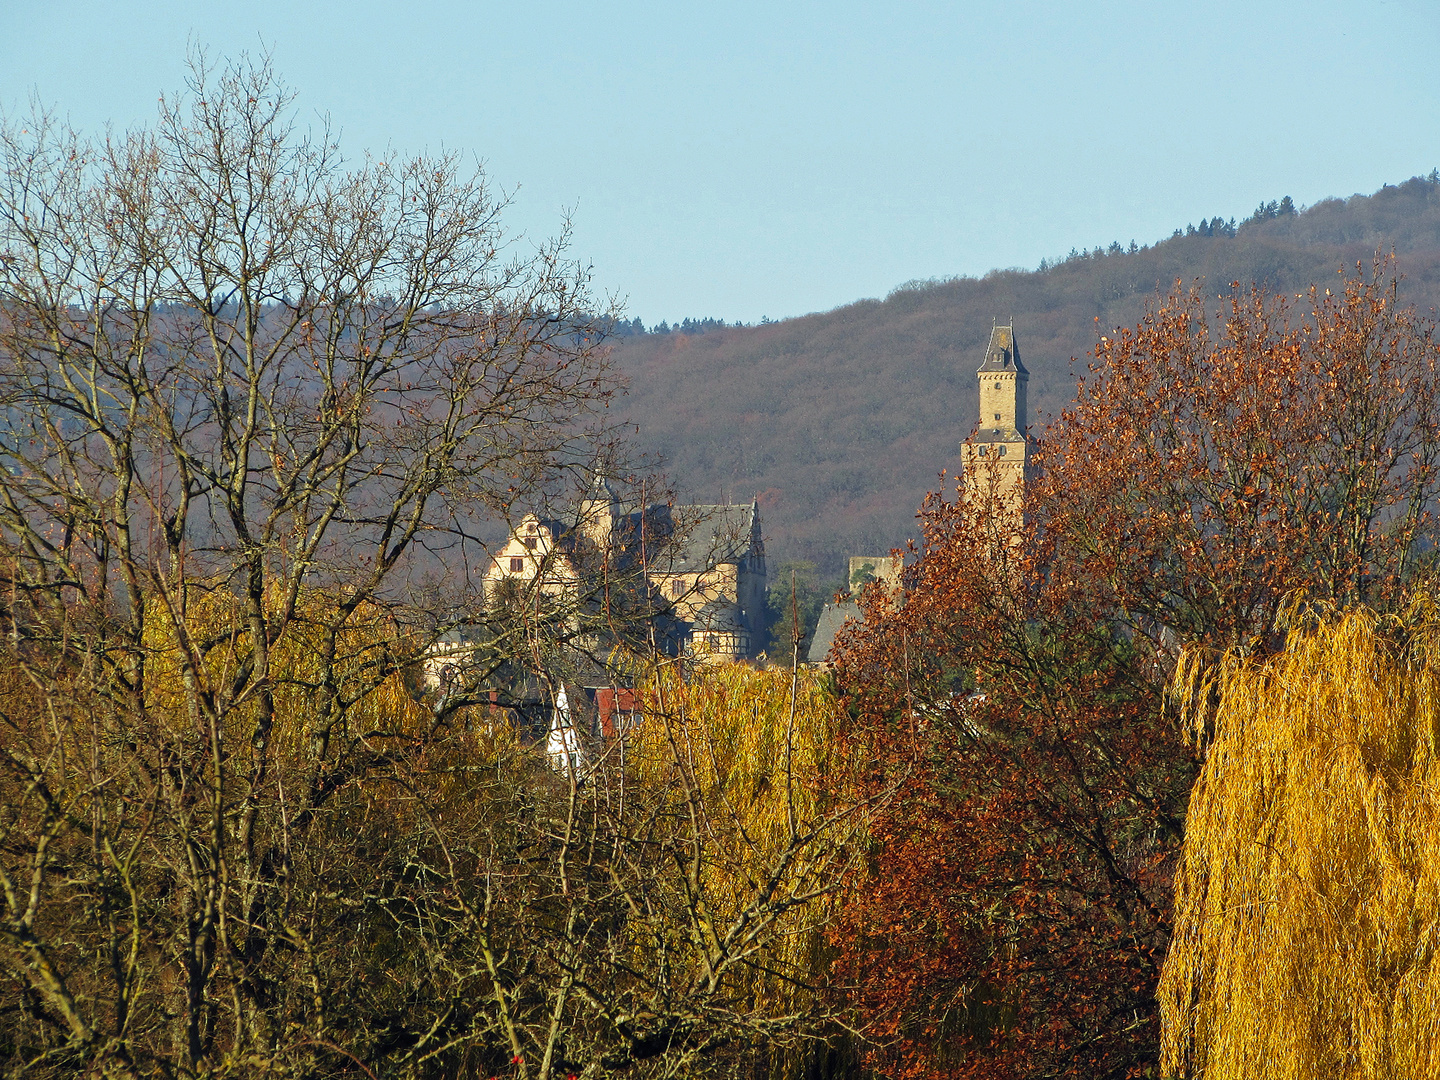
[627,662,856,1014]
[132,586,434,746]
[44,584,517,811]
[633,662,847,838]
[1161,598,1440,1080]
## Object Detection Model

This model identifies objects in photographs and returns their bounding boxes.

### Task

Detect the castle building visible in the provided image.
[481,475,767,663]
[424,478,765,763]
[960,322,1033,513]
[647,504,766,659]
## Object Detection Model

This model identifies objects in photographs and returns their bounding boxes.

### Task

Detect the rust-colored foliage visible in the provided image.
[1038,258,1440,648]
[832,507,1185,1080]
[830,259,1440,1080]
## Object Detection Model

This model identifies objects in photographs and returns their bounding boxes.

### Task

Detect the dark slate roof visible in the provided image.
[977,323,1028,375]
[607,501,759,573]
[970,427,1030,445]
[433,623,487,648]
[807,600,860,664]
[672,502,761,571]
[538,483,761,576]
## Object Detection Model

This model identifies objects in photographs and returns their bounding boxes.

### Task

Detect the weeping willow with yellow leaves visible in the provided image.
[632,663,849,852]
[624,661,862,1050]
[1160,597,1440,1080]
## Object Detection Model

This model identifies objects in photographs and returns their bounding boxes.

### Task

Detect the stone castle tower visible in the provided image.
[577,471,623,551]
[961,322,1032,512]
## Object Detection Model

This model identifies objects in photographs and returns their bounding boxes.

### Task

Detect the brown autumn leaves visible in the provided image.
[830,262,1440,1079]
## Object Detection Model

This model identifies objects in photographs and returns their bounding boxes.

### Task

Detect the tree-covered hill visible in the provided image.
[613,175,1440,577]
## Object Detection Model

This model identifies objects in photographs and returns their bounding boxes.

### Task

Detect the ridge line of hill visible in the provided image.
[613,173,1440,589]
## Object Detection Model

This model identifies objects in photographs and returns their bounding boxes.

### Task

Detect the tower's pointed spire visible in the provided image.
[578,465,622,546]
[977,323,1028,375]
[585,466,620,507]
[963,319,1032,521]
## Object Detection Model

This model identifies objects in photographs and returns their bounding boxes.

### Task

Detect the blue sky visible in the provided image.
[4,1,1438,324]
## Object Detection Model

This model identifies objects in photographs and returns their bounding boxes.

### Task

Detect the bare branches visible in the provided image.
[0,52,630,1079]
[0,54,865,1080]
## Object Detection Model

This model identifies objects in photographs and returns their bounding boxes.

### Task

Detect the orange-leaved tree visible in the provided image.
[830,258,1440,1080]
[1039,257,1440,651]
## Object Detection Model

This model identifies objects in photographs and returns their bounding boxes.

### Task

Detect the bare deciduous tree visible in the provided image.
[0,51,620,1076]
[0,54,874,1080]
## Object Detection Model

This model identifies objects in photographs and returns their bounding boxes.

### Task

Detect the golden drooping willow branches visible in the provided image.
[1162,598,1440,1080]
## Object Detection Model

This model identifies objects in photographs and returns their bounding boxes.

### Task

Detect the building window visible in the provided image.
[670,579,685,598]
[994,413,1001,421]
[509,556,524,572]
[998,445,1007,457]
[523,537,537,550]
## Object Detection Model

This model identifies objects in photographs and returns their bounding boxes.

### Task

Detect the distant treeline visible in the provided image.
[608,315,766,337]
[618,174,1440,336]
[1036,174,1438,273]
[1036,196,1304,270]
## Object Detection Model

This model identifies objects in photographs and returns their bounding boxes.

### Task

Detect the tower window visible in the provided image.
[509,556,524,572]
[994,382,1001,390]
[998,446,1007,457]
[994,413,1001,421]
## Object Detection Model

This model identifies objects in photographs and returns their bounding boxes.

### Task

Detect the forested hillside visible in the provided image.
[613,175,1440,577]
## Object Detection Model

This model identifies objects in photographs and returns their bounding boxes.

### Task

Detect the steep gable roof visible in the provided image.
[977,323,1028,375]
[671,502,761,571]
[807,599,859,664]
